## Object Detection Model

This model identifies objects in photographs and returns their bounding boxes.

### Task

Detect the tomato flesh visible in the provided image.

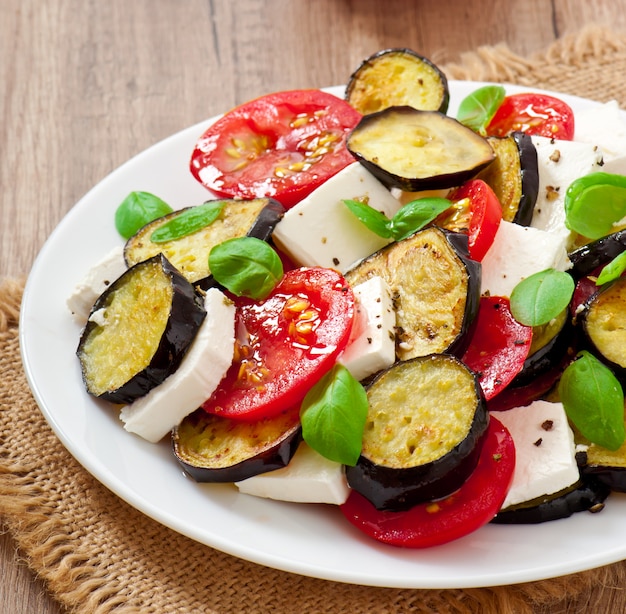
[487,93,575,140]
[340,416,515,548]
[462,296,533,400]
[190,89,362,208]
[446,179,502,261]
[203,267,355,421]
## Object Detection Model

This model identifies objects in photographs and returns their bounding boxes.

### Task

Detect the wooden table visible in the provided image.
[3,1,626,612]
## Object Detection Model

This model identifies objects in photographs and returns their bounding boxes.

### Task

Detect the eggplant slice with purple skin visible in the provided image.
[124,197,285,290]
[345,48,449,116]
[477,131,539,226]
[492,476,609,525]
[77,253,206,404]
[172,408,302,483]
[568,228,626,279]
[345,354,489,511]
[346,106,495,192]
[345,226,481,361]
[580,275,626,382]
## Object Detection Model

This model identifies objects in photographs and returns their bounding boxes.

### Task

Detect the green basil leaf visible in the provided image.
[389,197,452,241]
[300,363,368,466]
[456,85,506,135]
[509,268,574,326]
[209,236,283,300]
[150,201,225,243]
[558,351,625,451]
[114,191,173,239]
[596,251,626,286]
[343,199,393,238]
[564,172,626,239]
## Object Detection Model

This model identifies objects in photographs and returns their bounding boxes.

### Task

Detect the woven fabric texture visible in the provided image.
[4,25,626,614]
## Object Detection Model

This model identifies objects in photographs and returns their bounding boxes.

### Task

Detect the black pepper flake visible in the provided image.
[332,257,340,266]
[541,420,554,431]
[493,303,502,310]
[367,337,373,344]
[533,438,543,447]
[513,339,527,345]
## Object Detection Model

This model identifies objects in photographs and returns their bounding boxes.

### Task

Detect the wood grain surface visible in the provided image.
[3,1,626,612]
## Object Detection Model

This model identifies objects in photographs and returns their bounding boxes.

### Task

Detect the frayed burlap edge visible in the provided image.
[5,23,626,614]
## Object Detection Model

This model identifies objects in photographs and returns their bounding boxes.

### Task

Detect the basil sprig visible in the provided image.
[596,251,626,286]
[565,172,626,239]
[150,200,225,243]
[209,236,283,300]
[300,364,368,466]
[558,351,625,451]
[344,197,452,242]
[456,85,506,135]
[509,268,574,326]
[114,191,173,239]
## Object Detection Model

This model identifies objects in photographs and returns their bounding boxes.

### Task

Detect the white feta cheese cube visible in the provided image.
[235,442,350,505]
[339,276,396,381]
[67,245,127,322]
[493,400,579,509]
[530,135,604,241]
[480,220,570,297]
[271,162,403,273]
[575,100,626,163]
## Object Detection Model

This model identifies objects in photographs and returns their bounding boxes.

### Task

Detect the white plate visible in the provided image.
[20,82,626,589]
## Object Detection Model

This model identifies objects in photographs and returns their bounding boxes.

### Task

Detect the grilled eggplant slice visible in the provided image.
[346,106,495,192]
[124,197,284,289]
[568,228,626,279]
[345,48,449,115]
[492,477,609,524]
[579,438,626,492]
[581,275,626,380]
[345,354,489,511]
[477,132,538,225]
[77,254,206,404]
[172,407,302,483]
[345,227,480,360]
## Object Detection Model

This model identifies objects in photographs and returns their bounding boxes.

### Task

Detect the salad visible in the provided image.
[68,48,626,550]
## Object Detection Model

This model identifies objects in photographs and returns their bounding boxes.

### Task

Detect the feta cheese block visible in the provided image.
[480,220,570,297]
[271,162,403,273]
[67,245,127,323]
[338,276,396,381]
[119,288,236,443]
[493,400,579,509]
[575,100,626,164]
[235,442,350,505]
[530,135,604,242]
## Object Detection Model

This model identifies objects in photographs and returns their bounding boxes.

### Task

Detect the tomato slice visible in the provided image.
[340,416,515,548]
[190,89,362,208]
[446,179,502,261]
[462,296,533,400]
[486,92,575,140]
[203,267,355,421]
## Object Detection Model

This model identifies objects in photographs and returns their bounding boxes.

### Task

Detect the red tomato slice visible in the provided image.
[203,267,355,421]
[462,296,533,400]
[190,89,362,208]
[448,179,502,261]
[340,416,515,548]
[486,92,575,140]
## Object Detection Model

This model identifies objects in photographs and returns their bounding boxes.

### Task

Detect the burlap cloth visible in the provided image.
[4,24,626,614]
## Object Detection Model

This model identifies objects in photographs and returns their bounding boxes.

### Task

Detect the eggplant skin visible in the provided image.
[345,354,489,511]
[568,229,626,279]
[172,408,302,483]
[345,48,449,115]
[124,197,285,289]
[77,254,206,404]
[345,227,480,361]
[478,132,538,226]
[346,106,495,192]
[492,478,609,525]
